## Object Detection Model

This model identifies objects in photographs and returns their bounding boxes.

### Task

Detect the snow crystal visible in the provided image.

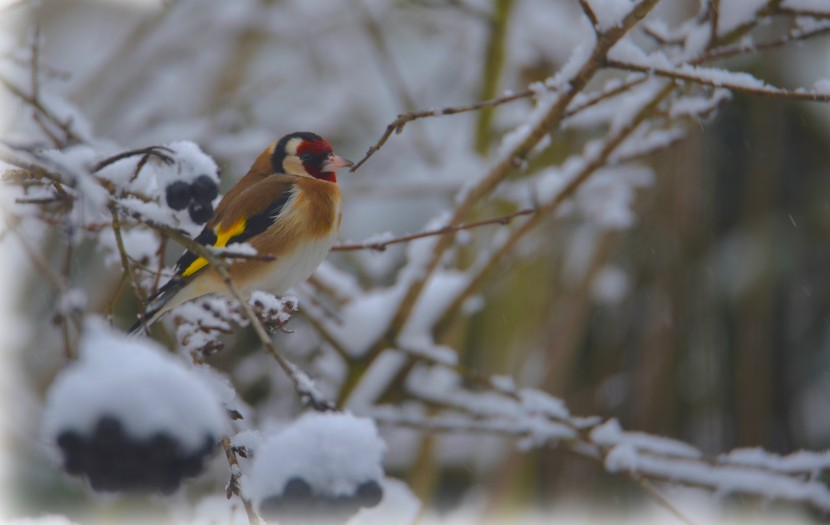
[42,317,228,450]
[245,412,386,503]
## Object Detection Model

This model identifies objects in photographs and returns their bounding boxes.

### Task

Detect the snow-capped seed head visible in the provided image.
[245,412,386,509]
[271,131,353,183]
[43,317,228,455]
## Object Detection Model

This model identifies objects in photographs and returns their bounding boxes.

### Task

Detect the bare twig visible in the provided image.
[605,59,830,102]
[578,0,600,30]
[221,438,260,525]
[0,76,82,145]
[92,145,175,174]
[333,208,534,252]
[350,89,535,171]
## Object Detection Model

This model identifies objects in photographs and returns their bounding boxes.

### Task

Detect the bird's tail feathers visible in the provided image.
[127,277,187,336]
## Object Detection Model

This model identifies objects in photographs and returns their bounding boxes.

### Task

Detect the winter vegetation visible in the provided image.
[2,0,830,523]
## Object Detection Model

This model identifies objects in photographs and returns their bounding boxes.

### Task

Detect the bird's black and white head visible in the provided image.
[271,131,352,183]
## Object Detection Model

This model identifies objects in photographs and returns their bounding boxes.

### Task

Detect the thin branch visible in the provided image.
[578,0,600,30]
[221,438,260,525]
[350,89,534,172]
[606,59,830,102]
[109,204,145,304]
[92,145,174,173]
[633,476,697,525]
[333,208,534,252]
[0,75,82,145]
[694,21,830,64]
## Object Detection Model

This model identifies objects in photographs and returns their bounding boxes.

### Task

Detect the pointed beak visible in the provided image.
[323,154,353,173]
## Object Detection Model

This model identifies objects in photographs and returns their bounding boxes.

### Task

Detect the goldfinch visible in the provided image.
[129,131,352,335]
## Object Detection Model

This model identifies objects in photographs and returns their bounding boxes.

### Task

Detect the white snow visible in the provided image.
[348,477,420,525]
[245,412,386,503]
[591,419,702,459]
[782,0,830,14]
[718,0,768,36]
[42,317,228,450]
[587,0,635,31]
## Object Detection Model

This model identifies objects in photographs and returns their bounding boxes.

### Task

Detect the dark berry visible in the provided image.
[166,181,193,210]
[283,477,313,503]
[188,202,214,224]
[326,493,361,515]
[57,431,83,454]
[191,175,218,204]
[356,480,383,508]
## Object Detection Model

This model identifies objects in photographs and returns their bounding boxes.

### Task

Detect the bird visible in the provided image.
[129,131,352,335]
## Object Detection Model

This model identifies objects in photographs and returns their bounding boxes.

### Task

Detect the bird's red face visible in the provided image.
[273,132,352,183]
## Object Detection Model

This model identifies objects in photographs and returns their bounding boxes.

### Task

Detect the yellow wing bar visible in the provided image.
[181,218,247,277]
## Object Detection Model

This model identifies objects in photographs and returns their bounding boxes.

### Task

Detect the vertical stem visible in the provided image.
[474,0,514,155]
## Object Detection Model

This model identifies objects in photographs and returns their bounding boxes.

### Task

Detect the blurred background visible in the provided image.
[3,0,830,522]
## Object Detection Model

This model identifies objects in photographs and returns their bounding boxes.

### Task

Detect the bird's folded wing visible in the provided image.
[172,177,298,280]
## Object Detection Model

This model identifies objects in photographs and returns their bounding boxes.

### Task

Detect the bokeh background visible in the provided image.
[3,0,830,522]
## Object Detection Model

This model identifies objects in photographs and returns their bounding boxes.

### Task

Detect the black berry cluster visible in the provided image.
[259,477,383,524]
[165,175,218,224]
[56,415,216,494]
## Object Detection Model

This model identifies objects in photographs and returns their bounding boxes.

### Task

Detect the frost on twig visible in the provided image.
[173,292,298,362]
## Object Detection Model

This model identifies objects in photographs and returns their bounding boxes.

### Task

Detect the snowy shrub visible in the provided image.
[4,0,830,523]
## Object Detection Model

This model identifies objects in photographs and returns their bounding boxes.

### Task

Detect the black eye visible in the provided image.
[300,153,313,161]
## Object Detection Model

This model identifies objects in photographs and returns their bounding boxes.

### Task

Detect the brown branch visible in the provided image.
[350,89,535,171]
[0,76,82,145]
[578,0,599,30]
[333,208,534,252]
[221,438,260,525]
[109,204,145,304]
[694,22,830,64]
[92,145,175,173]
[365,0,663,368]
[606,59,830,102]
